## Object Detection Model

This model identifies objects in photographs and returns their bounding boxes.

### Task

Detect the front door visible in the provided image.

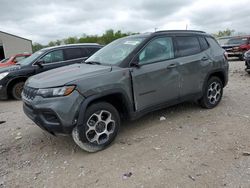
[131,36,180,111]
[35,49,66,74]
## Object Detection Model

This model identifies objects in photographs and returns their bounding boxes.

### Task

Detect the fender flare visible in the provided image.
[76,88,134,127]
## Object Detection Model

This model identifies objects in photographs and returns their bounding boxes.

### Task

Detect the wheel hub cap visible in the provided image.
[207,81,222,104]
[85,110,115,145]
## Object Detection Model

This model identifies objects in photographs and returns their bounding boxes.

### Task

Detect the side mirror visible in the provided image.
[131,56,140,68]
[35,59,44,68]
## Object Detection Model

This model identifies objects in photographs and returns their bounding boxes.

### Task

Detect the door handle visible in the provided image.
[201,57,209,61]
[167,64,177,69]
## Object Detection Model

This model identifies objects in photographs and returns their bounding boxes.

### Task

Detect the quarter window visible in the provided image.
[41,50,64,64]
[199,37,209,50]
[176,36,201,57]
[138,37,174,65]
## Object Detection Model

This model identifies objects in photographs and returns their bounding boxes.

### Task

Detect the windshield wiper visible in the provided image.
[85,61,101,65]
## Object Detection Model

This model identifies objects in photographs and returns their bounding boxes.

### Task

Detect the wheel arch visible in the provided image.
[7,76,28,97]
[76,89,134,128]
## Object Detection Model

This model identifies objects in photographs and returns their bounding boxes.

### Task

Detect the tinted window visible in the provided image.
[64,48,82,60]
[139,37,174,65]
[41,50,64,64]
[176,36,201,57]
[87,47,100,56]
[199,37,209,50]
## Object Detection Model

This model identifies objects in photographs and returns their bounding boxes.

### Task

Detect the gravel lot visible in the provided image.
[0,60,249,188]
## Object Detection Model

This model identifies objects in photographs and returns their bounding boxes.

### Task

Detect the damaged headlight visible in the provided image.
[37,86,75,98]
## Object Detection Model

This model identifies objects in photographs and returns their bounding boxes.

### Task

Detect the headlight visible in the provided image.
[0,72,9,80]
[37,86,75,98]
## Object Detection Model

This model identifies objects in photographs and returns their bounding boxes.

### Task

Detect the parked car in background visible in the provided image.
[0,53,31,67]
[0,43,102,100]
[22,30,229,152]
[244,50,250,74]
[217,35,250,60]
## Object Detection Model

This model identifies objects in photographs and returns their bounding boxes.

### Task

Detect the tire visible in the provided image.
[72,102,120,152]
[199,77,223,109]
[239,51,246,61]
[11,82,25,100]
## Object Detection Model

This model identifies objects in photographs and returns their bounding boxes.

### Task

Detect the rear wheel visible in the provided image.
[11,82,25,100]
[72,102,120,152]
[199,77,223,109]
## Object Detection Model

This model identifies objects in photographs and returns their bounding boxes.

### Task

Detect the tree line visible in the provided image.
[32,29,137,52]
[32,28,241,52]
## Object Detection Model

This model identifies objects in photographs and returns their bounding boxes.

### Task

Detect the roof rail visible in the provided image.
[155,30,206,34]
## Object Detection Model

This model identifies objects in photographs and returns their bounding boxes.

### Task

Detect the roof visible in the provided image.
[155,30,206,34]
[41,43,102,51]
[0,31,32,42]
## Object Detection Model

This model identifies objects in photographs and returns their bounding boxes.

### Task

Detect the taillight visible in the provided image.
[224,51,228,60]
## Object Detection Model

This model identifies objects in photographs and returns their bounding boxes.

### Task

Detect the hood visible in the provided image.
[0,65,21,73]
[26,63,112,88]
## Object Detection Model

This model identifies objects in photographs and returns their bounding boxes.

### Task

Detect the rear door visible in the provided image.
[131,36,180,111]
[64,48,86,64]
[174,35,210,97]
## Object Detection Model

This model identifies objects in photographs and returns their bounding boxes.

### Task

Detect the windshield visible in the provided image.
[86,37,146,65]
[218,37,248,46]
[18,50,44,65]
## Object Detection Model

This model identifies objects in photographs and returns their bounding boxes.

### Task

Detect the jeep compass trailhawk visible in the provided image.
[22,30,229,152]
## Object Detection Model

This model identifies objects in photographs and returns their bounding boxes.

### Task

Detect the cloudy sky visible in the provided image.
[0,0,249,44]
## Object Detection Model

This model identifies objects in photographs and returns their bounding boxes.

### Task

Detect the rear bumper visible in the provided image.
[22,90,84,135]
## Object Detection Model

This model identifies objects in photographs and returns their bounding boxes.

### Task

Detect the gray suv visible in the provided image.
[22,30,229,152]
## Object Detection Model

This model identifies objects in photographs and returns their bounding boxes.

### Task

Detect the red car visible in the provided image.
[217,36,250,60]
[0,53,31,67]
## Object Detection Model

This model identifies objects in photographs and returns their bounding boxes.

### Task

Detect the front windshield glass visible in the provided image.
[18,50,44,65]
[86,37,146,65]
[218,37,248,46]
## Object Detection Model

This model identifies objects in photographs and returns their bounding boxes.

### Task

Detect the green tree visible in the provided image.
[64,37,78,44]
[214,29,235,38]
[32,42,44,52]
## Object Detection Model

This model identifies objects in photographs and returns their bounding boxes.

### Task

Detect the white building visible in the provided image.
[0,31,32,60]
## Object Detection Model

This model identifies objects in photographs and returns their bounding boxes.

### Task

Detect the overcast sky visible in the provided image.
[0,0,249,44]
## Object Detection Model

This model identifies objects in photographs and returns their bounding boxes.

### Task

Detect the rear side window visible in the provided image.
[81,47,100,57]
[64,48,83,60]
[87,47,100,55]
[199,37,209,50]
[175,36,201,57]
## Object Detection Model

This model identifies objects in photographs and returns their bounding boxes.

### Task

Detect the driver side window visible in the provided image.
[40,50,64,64]
[139,37,174,65]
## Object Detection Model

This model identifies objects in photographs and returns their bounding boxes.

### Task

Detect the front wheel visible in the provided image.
[72,102,120,152]
[199,77,223,109]
[11,82,25,100]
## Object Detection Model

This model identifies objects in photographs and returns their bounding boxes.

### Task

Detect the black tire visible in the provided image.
[11,82,25,100]
[239,51,246,61]
[199,77,223,109]
[72,102,120,152]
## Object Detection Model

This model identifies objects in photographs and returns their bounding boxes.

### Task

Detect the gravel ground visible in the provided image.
[0,60,250,188]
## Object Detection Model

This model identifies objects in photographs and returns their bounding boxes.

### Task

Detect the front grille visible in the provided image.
[23,86,38,100]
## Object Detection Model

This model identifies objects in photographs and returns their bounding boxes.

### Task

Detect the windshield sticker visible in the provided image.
[124,41,140,45]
